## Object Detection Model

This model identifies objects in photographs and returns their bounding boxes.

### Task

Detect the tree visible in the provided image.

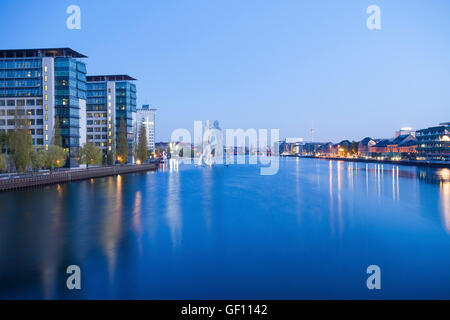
[117,117,128,164]
[0,153,7,173]
[31,149,47,171]
[78,142,103,168]
[10,107,33,173]
[136,125,148,163]
[350,141,359,155]
[0,131,11,154]
[52,115,62,147]
[47,145,67,170]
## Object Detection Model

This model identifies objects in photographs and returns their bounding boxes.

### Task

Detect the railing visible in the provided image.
[0,163,159,192]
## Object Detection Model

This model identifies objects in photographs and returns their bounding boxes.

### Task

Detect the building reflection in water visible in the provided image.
[438,169,450,233]
[101,175,123,283]
[336,161,343,237]
[133,191,143,255]
[166,159,182,248]
[202,167,213,231]
[40,188,64,299]
[329,161,334,237]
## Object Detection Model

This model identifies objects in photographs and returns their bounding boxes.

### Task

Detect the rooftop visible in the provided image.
[139,104,157,111]
[0,48,87,58]
[87,75,136,82]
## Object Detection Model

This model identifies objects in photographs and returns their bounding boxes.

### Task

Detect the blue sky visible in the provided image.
[1,0,449,142]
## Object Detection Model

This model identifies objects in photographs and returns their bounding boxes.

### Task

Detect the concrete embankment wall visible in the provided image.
[0,163,159,192]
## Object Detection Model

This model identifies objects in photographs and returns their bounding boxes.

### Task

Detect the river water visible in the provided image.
[0,158,449,299]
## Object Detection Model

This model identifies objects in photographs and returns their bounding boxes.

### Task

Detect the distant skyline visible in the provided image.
[1,0,449,142]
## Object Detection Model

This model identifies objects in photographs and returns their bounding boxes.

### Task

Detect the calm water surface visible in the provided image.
[0,158,449,299]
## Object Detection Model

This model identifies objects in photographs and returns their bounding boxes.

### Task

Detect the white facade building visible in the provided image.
[136,105,156,153]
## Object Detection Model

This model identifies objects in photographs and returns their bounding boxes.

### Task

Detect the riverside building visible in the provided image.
[416,122,450,161]
[0,48,87,167]
[136,105,156,154]
[86,75,137,159]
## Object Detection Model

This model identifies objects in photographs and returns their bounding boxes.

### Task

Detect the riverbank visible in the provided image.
[296,155,450,168]
[0,162,159,192]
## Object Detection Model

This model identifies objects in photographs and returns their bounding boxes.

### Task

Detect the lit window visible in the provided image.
[45,144,49,151]
[44,75,48,82]
[44,85,48,91]
[44,66,48,72]
[45,135,48,141]
[45,95,48,101]
[45,104,48,111]
[45,114,48,121]
[45,124,48,131]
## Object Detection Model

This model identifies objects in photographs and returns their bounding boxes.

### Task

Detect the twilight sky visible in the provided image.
[1,0,449,142]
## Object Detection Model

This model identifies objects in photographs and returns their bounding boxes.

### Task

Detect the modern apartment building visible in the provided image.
[416,122,450,161]
[136,104,156,154]
[0,48,87,167]
[86,75,137,159]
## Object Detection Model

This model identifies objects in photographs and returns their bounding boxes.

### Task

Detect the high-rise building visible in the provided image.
[136,105,156,154]
[0,48,87,167]
[416,122,450,161]
[86,75,137,159]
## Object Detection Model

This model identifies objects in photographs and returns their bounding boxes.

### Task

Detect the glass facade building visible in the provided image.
[86,75,137,160]
[0,48,87,167]
[416,122,450,161]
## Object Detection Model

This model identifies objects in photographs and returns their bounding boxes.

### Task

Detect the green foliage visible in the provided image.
[0,153,7,173]
[117,117,128,164]
[10,107,33,173]
[106,150,115,166]
[52,115,62,147]
[350,141,359,155]
[0,131,11,153]
[47,145,67,169]
[31,146,67,171]
[136,125,148,163]
[78,142,103,168]
[32,149,47,171]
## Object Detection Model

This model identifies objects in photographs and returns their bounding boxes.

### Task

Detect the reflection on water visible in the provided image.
[438,169,450,233]
[166,161,181,248]
[0,158,450,299]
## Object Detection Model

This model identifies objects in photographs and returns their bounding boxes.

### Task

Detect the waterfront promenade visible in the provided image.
[296,155,450,169]
[0,162,159,192]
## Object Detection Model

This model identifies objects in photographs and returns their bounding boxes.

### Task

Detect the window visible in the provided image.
[26,99,35,106]
[7,100,15,106]
[45,134,48,141]
[17,100,25,107]
[44,94,48,101]
[45,124,48,131]
[0,100,5,106]
[45,104,48,111]
[44,75,48,82]
[44,85,48,91]
[44,66,48,72]
[37,109,43,115]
